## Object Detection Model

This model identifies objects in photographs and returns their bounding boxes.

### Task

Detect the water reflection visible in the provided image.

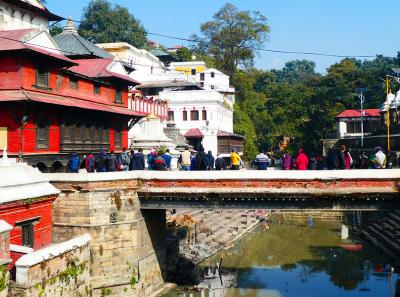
[166,217,398,297]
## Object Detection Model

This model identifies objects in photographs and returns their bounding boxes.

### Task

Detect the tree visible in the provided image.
[78,0,147,48]
[273,60,318,83]
[49,25,63,37]
[192,3,269,77]
[175,47,192,62]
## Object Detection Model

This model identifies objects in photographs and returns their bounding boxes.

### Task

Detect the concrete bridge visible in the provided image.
[48,169,400,211]
[44,169,400,296]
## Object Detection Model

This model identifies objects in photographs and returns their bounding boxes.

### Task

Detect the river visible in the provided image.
[165,216,398,297]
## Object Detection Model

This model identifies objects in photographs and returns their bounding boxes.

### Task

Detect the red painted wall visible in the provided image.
[0,56,131,156]
[0,197,55,268]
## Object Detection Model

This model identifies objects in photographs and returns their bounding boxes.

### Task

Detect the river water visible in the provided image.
[165,216,398,297]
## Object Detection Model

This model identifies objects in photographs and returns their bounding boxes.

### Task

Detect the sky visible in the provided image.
[45,0,400,73]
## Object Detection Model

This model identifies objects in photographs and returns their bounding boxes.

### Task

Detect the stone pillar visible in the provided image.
[51,178,165,297]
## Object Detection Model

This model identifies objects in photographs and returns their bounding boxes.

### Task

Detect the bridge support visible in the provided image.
[51,179,167,297]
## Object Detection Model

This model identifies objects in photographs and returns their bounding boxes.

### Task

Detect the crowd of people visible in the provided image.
[67,144,394,173]
[67,146,245,172]
[252,145,392,170]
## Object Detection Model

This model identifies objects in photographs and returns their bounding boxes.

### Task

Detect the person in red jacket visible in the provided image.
[296,148,309,170]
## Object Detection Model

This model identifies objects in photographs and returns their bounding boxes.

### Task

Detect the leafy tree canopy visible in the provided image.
[192,3,269,77]
[78,0,147,48]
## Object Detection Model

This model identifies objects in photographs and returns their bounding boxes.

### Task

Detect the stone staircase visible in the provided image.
[359,212,400,262]
[175,209,260,263]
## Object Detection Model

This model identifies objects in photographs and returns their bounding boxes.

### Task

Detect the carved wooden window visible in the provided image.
[36,65,49,88]
[182,110,187,121]
[94,125,101,144]
[101,127,109,144]
[94,84,101,95]
[114,126,122,148]
[115,88,123,103]
[74,123,83,143]
[70,77,78,89]
[62,122,73,143]
[36,119,49,149]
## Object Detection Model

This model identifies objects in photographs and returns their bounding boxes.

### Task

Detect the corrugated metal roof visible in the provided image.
[336,109,381,118]
[53,32,113,59]
[67,58,139,85]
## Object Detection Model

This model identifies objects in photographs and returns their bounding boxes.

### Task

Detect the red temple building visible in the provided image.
[0,5,149,171]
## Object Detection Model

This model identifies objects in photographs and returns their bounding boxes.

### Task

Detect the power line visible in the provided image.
[52,17,378,59]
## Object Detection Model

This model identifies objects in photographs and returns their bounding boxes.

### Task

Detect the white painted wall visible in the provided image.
[0,0,49,31]
[160,89,234,156]
[96,43,166,82]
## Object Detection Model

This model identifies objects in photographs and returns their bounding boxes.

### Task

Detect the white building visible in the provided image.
[99,43,243,156]
[169,62,235,92]
[0,0,62,31]
[159,89,236,155]
[336,109,381,139]
[96,42,167,82]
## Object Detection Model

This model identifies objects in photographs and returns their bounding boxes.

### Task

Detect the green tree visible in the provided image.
[79,0,147,48]
[192,3,269,77]
[273,60,318,83]
[49,25,63,36]
[175,47,192,62]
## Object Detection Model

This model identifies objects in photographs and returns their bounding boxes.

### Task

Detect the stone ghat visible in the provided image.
[169,209,260,264]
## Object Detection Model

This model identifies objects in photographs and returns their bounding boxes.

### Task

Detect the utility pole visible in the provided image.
[355,88,368,148]
[385,77,391,152]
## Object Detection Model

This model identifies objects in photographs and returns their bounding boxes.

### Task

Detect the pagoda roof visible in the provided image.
[53,18,113,59]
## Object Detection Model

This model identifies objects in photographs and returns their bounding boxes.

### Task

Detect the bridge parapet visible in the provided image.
[47,170,400,210]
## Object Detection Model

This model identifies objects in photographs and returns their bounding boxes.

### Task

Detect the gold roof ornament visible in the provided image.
[64,16,78,34]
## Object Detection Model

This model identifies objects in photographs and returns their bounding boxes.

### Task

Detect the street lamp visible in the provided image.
[354,88,368,148]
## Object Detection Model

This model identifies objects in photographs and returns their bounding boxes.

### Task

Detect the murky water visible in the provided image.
[165,217,398,297]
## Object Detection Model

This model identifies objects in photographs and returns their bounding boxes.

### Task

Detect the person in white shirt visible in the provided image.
[374,147,386,169]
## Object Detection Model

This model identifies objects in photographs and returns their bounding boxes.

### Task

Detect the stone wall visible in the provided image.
[51,179,165,297]
[0,221,12,297]
[11,234,91,297]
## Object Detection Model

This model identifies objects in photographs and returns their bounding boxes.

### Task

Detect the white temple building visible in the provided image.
[99,43,244,157]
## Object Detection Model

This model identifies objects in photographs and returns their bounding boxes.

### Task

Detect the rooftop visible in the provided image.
[67,58,139,85]
[0,29,76,65]
[53,17,113,59]
[336,109,381,118]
